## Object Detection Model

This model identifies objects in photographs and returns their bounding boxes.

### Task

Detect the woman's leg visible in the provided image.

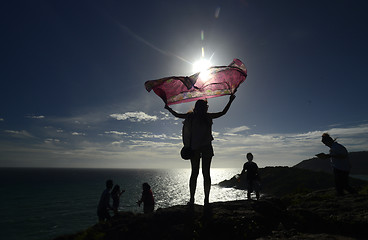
[341,171,357,194]
[202,155,212,205]
[333,168,344,196]
[255,180,261,200]
[247,180,253,200]
[189,155,200,204]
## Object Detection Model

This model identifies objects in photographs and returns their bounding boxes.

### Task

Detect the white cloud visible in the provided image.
[140,132,167,139]
[129,139,180,149]
[110,112,158,122]
[227,125,250,134]
[144,133,168,139]
[44,138,60,144]
[4,130,33,138]
[327,124,368,137]
[72,132,85,136]
[27,115,45,119]
[159,111,177,120]
[129,131,180,140]
[112,140,124,145]
[105,131,127,135]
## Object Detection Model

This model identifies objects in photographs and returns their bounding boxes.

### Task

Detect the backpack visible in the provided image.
[180,113,193,160]
[182,113,193,147]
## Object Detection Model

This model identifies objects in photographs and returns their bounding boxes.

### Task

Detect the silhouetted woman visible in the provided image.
[165,95,236,205]
[111,184,125,215]
[137,182,155,213]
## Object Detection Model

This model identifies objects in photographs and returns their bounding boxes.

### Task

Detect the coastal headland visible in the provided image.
[54,166,368,240]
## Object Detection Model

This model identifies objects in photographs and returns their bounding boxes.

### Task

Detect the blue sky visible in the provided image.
[1,0,368,169]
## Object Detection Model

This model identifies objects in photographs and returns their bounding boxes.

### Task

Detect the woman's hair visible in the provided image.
[192,99,212,126]
[322,133,336,143]
[143,182,151,191]
[111,184,120,194]
[106,179,113,188]
[193,99,208,115]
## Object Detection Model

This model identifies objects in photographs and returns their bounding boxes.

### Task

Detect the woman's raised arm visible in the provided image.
[209,95,236,119]
[165,104,188,119]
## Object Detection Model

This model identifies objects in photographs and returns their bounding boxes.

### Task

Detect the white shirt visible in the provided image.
[330,142,350,171]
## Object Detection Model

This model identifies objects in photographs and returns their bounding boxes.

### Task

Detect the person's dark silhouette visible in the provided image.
[111,184,125,215]
[165,95,236,205]
[317,133,356,196]
[97,179,113,221]
[137,182,155,213]
[241,153,260,200]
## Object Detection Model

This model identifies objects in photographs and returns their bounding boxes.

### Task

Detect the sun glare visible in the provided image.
[193,58,211,73]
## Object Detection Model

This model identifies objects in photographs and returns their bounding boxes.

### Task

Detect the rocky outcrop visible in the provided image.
[54,167,368,240]
[54,190,368,240]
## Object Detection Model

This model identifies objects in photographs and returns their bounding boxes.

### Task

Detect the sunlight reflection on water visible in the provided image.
[140,168,247,209]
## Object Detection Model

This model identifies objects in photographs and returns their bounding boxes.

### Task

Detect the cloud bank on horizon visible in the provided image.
[0,109,367,169]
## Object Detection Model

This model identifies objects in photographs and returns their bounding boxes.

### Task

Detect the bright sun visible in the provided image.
[192,58,211,73]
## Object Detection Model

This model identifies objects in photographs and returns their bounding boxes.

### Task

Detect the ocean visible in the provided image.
[0,168,246,240]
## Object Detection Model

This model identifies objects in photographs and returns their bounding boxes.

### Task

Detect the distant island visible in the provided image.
[54,154,368,240]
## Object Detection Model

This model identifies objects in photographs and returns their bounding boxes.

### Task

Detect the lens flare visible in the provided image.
[215,7,221,18]
[193,58,211,73]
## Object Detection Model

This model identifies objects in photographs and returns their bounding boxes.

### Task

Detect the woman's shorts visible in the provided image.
[193,144,214,158]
